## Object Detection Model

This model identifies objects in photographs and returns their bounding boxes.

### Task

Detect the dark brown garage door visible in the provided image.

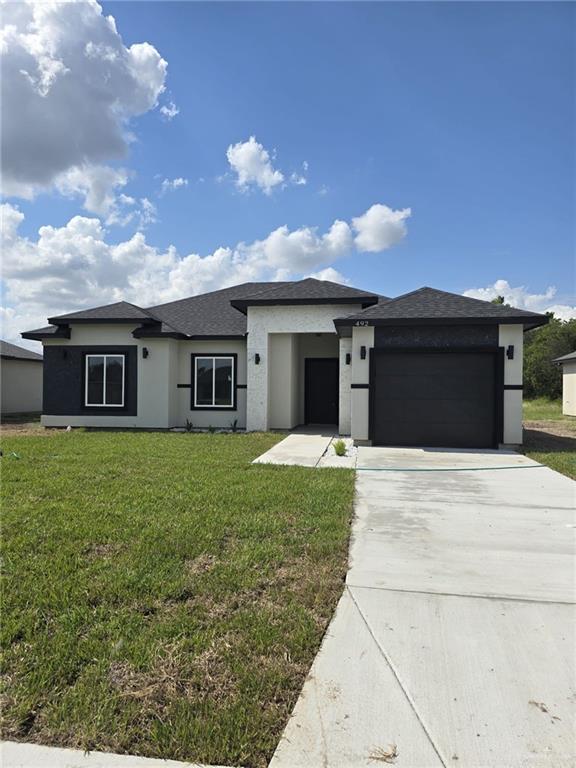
[370,349,500,448]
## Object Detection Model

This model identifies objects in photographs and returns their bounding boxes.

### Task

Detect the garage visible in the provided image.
[370,348,501,448]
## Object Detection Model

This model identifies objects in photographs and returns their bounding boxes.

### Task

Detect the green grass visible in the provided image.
[523,398,567,421]
[1,431,355,767]
[522,450,575,480]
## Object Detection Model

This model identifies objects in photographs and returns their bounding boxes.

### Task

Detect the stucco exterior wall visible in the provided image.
[246,304,362,431]
[0,358,43,413]
[561,362,576,416]
[42,324,178,428]
[268,334,298,429]
[338,337,352,435]
[173,339,247,429]
[350,326,374,441]
[499,324,524,444]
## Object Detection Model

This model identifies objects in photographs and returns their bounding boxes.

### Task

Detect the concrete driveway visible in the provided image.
[271,447,576,767]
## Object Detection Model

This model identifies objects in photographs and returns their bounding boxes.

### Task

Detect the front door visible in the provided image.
[305,358,339,425]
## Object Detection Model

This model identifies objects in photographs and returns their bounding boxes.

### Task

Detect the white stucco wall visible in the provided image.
[41,325,248,429]
[499,324,524,444]
[42,324,179,429]
[172,339,247,429]
[338,337,352,435]
[561,362,576,416]
[246,304,362,431]
[350,326,374,441]
[0,358,43,413]
[268,334,298,429]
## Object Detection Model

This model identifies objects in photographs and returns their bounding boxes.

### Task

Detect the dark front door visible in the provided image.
[371,349,499,448]
[305,358,339,425]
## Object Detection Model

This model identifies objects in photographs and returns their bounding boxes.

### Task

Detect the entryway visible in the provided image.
[304,358,339,425]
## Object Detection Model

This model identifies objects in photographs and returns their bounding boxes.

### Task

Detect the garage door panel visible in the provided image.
[374,374,492,401]
[375,398,494,425]
[371,350,498,448]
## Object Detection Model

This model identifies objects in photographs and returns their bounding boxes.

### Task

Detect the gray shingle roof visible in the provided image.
[1,340,43,361]
[553,351,576,364]
[48,301,156,325]
[336,287,548,328]
[145,282,289,337]
[230,278,380,312]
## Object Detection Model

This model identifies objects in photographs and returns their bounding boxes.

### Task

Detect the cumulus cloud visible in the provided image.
[226,136,284,195]
[1,0,167,201]
[352,203,412,252]
[160,177,188,195]
[225,137,309,194]
[159,101,179,120]
[0,200,410,343]
[306,267,350,284]
[463,279,576,321]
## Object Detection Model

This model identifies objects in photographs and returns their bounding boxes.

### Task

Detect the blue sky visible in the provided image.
[1,1,574,344]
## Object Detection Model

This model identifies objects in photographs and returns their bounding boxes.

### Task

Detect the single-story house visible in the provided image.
[1,340,43,415]
[22,278,548,447]
[553,351,576,416]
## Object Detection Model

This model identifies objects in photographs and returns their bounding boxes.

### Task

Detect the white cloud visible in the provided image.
[463,279,576,321]
[290,172,307,186]
[0,200,409,344]
[55,165,130,218]
[352,204,412,252]
[159,101,179,120]
[306,267,350,284]
[1,0,167,201]
[160,177,188,195]
[226,136,284,195]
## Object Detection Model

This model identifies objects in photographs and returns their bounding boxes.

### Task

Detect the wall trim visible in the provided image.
[351,383,370,389]
[503,384,523,390]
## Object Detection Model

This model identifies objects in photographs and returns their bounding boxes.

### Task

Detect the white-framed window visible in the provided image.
[193,355,235,408]
[85,354,125,407]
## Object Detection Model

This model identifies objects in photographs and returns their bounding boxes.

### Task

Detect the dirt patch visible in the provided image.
[523,420,576,452]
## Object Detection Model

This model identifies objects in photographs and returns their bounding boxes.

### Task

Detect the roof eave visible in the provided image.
[334,315,550,330]
[21,326,71,341]
[231,296,379,313]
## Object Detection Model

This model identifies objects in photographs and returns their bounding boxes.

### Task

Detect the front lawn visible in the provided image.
[1,431,355,767]
[523,397,566,421]
[522,399,576,480]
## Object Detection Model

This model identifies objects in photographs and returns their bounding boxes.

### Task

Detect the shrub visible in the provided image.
[333,439,347,457]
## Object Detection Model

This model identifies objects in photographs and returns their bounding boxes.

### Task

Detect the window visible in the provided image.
[193,356,235,408]
[85,355,125,407]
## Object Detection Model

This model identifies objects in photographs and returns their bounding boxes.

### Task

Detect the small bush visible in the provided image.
[230,419,238,433]
[185,419,194,433]
[208,425,216,434]
[333,439,347,457]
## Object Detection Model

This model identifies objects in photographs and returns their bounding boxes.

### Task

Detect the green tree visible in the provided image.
[524,316,576,399]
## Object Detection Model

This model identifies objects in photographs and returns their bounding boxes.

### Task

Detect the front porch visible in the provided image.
[266,331,345,432]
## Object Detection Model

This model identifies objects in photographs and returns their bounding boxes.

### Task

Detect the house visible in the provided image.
[0,340,43,415]
[22,278,548,447]
[552,351,576,416]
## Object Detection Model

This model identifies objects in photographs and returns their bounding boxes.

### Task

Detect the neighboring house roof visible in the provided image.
[553,351,576,364]
[335,287,548,329]
[0,340,43,361]
[229,278,381,313]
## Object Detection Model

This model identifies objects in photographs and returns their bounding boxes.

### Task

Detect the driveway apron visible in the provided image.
[270,447,576,768]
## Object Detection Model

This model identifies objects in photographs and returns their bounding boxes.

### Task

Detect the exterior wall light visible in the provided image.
[142,347,149,359]
[360,346,367,360]
[254,353,261,365]
[345,353,351,365]
[506,345,514,360]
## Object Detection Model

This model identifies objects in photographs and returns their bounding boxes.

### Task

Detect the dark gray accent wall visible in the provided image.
[43,346,138,416]
[374,325,498,348]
